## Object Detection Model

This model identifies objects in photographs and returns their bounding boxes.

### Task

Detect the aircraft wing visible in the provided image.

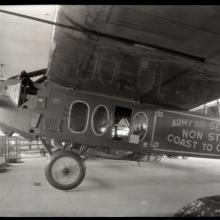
[47,5,220,110]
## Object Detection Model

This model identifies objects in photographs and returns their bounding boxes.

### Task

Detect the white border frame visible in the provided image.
[131,111,149,142]
[68,100,90,134]
[91,104,110,136]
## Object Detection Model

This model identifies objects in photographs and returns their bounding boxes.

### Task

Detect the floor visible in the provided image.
[0,153,220,217]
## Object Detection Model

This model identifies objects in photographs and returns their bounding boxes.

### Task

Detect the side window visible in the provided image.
[92,105,109,136]
[69,101,89,133]
[112,106,132,142]
[130,112,148,142]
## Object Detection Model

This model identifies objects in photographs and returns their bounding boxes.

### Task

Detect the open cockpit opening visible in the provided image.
[112,106,132,142]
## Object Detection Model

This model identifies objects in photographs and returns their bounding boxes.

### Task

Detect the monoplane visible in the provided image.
[0,5,220,190]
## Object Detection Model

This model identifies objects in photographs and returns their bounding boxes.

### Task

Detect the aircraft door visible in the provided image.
[111,106,132,142]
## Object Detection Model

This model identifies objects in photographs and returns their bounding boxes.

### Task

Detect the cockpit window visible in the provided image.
[92,105,109,136]
[69,101,89,133]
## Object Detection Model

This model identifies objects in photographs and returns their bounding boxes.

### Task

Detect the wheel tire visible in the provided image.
[45,151,86,190]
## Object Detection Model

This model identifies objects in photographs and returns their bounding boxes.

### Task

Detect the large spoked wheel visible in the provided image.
[45,151,86,190]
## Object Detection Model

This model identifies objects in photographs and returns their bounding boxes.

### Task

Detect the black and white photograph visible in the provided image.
[0,4,220,217]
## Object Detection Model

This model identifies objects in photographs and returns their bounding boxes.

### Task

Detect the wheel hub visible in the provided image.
[51,156,81,185]
[63,167,69,175]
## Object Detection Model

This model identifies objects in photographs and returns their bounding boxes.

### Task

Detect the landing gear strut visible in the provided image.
[45,151,86,190]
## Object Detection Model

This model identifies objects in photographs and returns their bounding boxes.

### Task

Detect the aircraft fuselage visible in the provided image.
[1,79,219,160]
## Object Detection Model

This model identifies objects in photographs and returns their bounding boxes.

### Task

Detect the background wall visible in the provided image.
[0,5,56,79]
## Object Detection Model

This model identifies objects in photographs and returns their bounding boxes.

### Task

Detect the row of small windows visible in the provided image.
[69,101,109,136]
[68,101,148,143]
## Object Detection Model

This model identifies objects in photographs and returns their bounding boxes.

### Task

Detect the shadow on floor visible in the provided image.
[101,163,131,171]
[0,168,12,173]
[9,160,24,164]
[153,160,200,173]
[67,176,114,192]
